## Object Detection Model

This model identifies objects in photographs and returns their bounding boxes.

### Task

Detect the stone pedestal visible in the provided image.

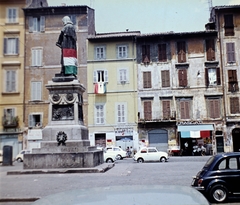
[24,79,103,169]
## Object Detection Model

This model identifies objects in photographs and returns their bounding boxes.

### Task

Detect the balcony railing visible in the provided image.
[2,116,19,128]
[138,111,176,122]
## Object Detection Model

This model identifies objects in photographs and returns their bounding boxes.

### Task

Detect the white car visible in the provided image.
[15,150,31,162]
[104,146,127,160]
[103,151,118,163]
[133,147,169,163]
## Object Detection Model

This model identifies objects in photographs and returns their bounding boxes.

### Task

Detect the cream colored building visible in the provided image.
[0,0,26,156]
[87,32,140,151]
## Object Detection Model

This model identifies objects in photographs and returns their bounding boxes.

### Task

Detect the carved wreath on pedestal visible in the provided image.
[56,131,67,146]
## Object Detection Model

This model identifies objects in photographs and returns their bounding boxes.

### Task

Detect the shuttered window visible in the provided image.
[162,100,170,119]
[228,70,239,92]
[158,44,167,62]
[180,101,190,119]
[31,81,42,101]
[7,8,18,23]
[6,70,16,92]
[116,103,126,123]
[143,71,152,88]
[142,45,150,63]
[226,43,235,63]
[161,70,170,87]
[3,38,19,55]
[230,97,239,114]
[95,104,104,124]
[209,99,220,118]
[205,68,220,86]
[95,46,106,60]
[206,39,215,61]
[93,70,108,83]
[29,16,45,32]
[177,41,186,63]
[178,69,187,87]
[117,45,128,59]
[144,101,152,120]
[224,14,234,36]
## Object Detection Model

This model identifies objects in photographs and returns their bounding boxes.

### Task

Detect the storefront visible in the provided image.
[178,124,214,156]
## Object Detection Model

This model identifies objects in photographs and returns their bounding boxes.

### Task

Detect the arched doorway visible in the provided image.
[148,129,168,152]
[232,128,240,152]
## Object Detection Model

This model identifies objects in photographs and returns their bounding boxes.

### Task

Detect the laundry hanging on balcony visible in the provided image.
[94,82,106,94]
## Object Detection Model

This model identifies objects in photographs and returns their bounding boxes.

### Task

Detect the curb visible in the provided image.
[0,197,39,202]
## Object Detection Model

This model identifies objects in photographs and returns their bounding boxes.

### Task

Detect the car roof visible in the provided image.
[215,152,240,159]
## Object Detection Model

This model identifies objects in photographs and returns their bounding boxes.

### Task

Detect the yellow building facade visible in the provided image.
[87,32,140,151]
[0,0,26,156]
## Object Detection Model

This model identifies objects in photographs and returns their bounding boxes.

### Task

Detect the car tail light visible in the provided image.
[198,179,203,186]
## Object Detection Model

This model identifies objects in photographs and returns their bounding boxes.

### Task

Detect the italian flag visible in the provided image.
[63,48,77,75]
[94,82,106,94]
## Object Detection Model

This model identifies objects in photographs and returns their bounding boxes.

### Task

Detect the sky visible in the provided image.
[48,0,240,34]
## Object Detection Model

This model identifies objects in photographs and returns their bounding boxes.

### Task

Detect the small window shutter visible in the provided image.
[16,38,19,54]
[177,42,186,63]
[29,114,34,127]
[11,71,16,91]
[144,101,152,120]
[40,16,45,32]
[29,16,33,32]
[13,8,17,22]
[4,38,7,54]
[93,71,97,83]
[162,101,170,118]
[104,70,108,82]
[6,71,10,92]
[179,69,187,87]
[205,68,209,86]
[216,68,221,85]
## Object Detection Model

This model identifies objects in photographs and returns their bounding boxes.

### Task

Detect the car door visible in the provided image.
[146,148,159,161]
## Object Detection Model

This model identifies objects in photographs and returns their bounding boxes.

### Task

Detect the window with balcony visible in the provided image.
[161,70,170,87]
[143,71,151,88]
[94,70,108,83]
[2,108,18,128]
[29,16,45,32]
[206,39,215,61]
[226,42,235,64]
[205,67,220,86]
[6,70,16,92]
[228,70,239,92]
[3,38,19,55]
[177,41,186,63]
[224,14,234,36]
[142,45,150,64]
[31,48,43,67]
[95,104,105,124]
[31,81,42,101]
[7,8,18,23]
[95,46,106,60]
[178,69,188,87]
[158,43,167,62]
[230,97,239,114]
[117,45,128,59]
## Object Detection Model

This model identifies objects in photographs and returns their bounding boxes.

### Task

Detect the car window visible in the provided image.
[229,158,238,169]
[141,148,147,153]
[113,148,119,151]
[148,148,157,153]
[218,159,227,170]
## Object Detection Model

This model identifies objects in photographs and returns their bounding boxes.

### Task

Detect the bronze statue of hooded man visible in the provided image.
[56,16,77,77]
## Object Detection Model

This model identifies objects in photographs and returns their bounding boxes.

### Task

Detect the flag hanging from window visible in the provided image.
[94,82,106,94]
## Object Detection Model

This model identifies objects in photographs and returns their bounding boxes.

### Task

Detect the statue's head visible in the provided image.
[62,16,73,25]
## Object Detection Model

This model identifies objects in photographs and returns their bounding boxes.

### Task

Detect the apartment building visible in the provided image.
[87,32,140,150]
[0,0,26,157]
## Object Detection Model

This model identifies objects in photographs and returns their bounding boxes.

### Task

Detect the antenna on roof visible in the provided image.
[208,0,213,13]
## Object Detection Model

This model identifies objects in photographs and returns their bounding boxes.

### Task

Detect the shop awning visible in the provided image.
[178,125,214,132]
[178,125,214,138]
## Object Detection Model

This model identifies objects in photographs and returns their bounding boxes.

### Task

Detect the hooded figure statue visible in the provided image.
[56,16,77,76]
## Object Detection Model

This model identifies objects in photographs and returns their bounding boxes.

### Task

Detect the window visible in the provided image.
[116,103,127,123]
[180,100,190,119]
[31,48,43,66]
[143,71,151,88]
[118,68,128,83]
[230,97,239,114]
[228,70,239,92]
[205,68,220,86]
[94,70,108,82]
[158,44,167,62]
[29,16,45,32]
[95,46,106,60]
[117,45,128,59]
[162,100,171,119]
[7,8,18,23]
[161,70,170,87]
[29,114,42,127]
[3,108,15,124]
[142,45,150,63]
[6,70,16,92]
[177,41,186,63]
[206,39,215,61]
[31,81,42,101]
[208,98,221,119]
[178,69,187,87]
[144,101,152,120]
[3,38,19,55]
[95,104,105,124]
[226,43,235,63]
[224,14,234,36]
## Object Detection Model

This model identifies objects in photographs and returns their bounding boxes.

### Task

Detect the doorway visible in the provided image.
[95,133,106,148]
[232,128,240,152]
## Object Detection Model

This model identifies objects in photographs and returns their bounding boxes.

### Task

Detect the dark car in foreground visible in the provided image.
[192,152,240,203]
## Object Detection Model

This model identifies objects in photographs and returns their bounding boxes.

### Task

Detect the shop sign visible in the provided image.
[115,127,133,136]
[28,129,42,140]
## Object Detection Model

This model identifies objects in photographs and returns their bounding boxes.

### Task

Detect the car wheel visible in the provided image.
[209,185,228,203]
[137,158,144,163]
[106,158,113,163]
[116,155,122,160]
[160,157,167,162]
[17,158,22,162]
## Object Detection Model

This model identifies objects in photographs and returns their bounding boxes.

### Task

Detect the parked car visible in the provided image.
[103,150,117,163]
[15,150,31,162]
[104,146,127,160]
[191,152,240,203]
[133,147,169,163]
